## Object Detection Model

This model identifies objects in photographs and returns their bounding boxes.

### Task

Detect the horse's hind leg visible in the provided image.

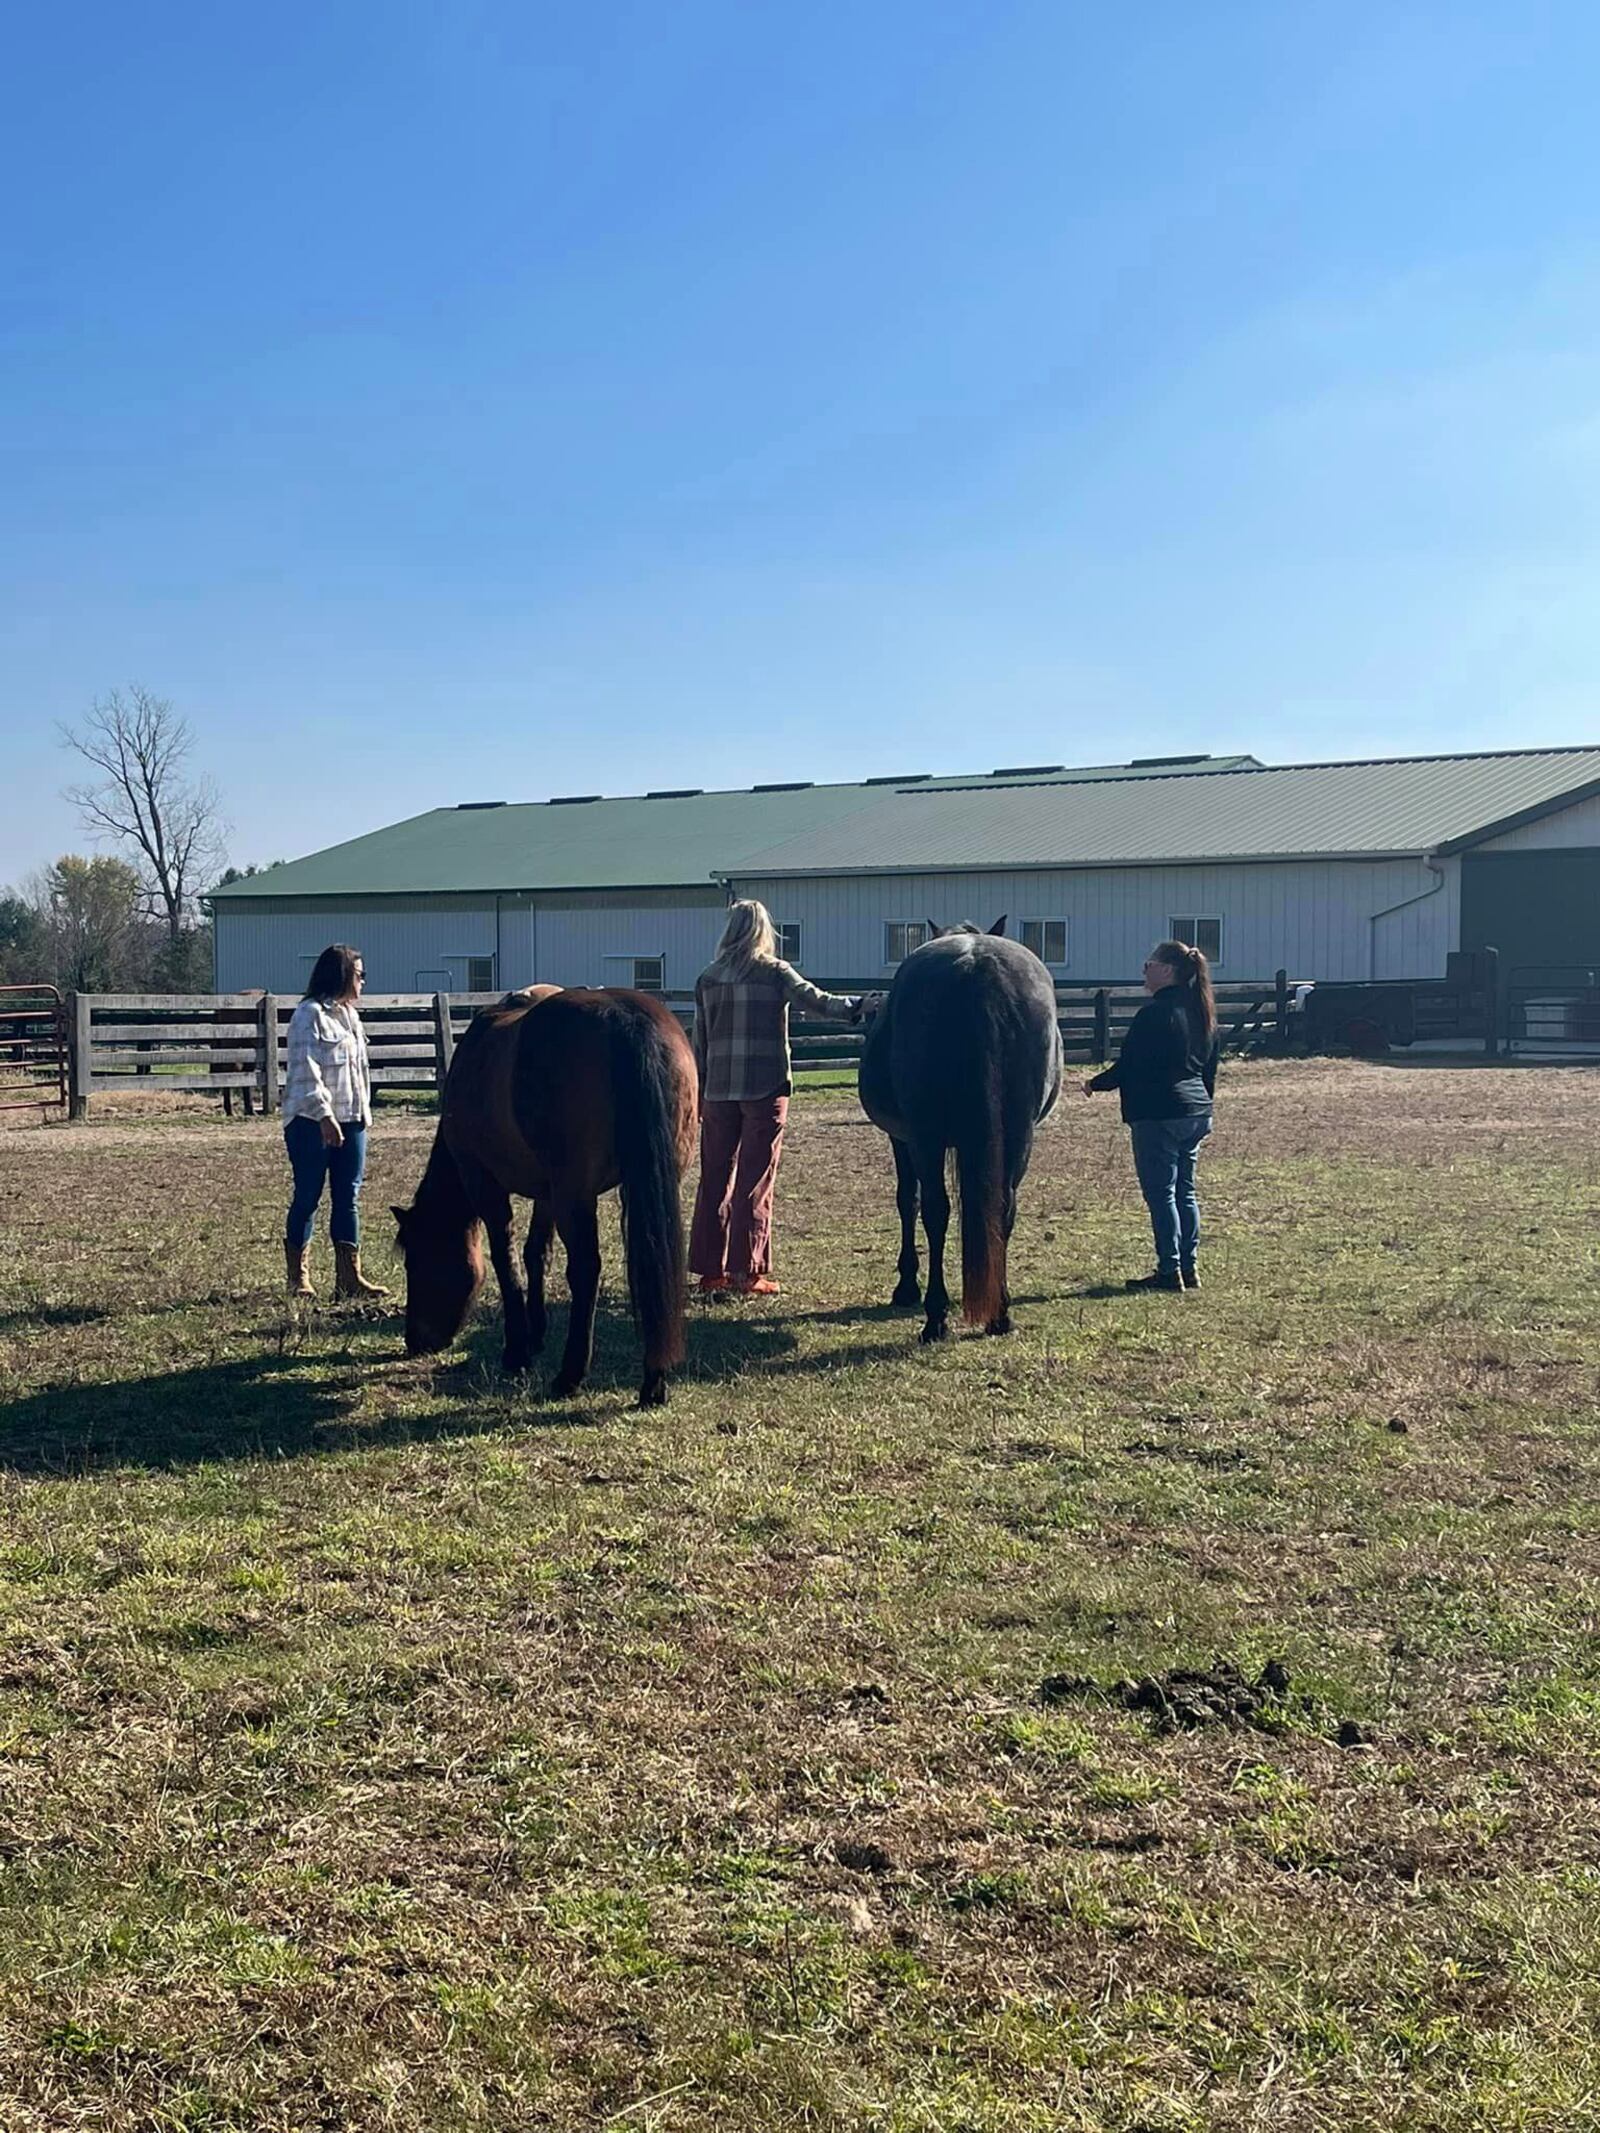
[916,1146,952,1344]
[551,1199,601,1399]
[524,1201,555,1356]
[890,1137,921,1308]
[987,1178,1019,1336]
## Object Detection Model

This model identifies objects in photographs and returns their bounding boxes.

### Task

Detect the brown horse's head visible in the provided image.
[392,1198,486,1355]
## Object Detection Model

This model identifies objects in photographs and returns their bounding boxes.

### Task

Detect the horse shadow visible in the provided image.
[0,1292,912,1476]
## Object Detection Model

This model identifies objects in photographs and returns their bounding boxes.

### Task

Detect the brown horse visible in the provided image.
[392,986,698,1406]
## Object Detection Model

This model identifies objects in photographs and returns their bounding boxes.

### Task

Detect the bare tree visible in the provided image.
[61,688,228,974]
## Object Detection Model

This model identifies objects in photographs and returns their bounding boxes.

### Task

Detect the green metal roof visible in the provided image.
[210,754,1260,898]
[728,749,1600,877]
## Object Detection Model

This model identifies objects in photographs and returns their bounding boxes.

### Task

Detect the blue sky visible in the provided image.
[4,2,1599,882]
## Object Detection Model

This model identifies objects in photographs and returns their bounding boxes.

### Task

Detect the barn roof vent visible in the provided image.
[751,780,814,792]
[456,800,507,809]
[645,787,704,799]
[991,763,1064,777]
[547,793,603,805]
[1129,753,1212,768]
[865,772,931,785]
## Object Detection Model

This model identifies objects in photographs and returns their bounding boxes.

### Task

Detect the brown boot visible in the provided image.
[286,1242,315,1299]
[334,1241,389,1301]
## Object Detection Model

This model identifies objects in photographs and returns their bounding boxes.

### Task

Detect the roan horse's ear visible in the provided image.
[926,918,943,939]
[989,914,1008,936]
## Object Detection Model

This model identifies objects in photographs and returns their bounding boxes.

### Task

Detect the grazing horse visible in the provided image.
[392,986,697,1407]
[859,921,1062,1343]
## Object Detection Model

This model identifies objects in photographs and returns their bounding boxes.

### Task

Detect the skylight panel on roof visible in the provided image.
[751,781,814,792]
[991,763,1064,777]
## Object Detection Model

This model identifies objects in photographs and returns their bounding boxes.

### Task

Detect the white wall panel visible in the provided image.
[216,904,500,993]
[740,857,1459,983]
[1476,793,1600,850]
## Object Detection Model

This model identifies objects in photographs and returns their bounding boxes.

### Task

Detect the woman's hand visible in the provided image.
[320,1116,345,1149]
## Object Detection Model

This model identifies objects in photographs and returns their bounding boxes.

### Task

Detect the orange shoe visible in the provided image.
[698,1274,732,1294]
[736,1276,781,1297]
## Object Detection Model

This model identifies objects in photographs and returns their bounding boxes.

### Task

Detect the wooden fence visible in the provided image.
[65,974,1299,1117]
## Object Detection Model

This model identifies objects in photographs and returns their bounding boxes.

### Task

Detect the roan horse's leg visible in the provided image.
[550,1199,602,1399]
[915,1142,952,1344]
[890,1136,922,1308]
[523,1201,555,1357]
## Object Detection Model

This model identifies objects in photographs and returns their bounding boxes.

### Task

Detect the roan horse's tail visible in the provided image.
[608,1006,689,1374]
[956,1037,1009,1329]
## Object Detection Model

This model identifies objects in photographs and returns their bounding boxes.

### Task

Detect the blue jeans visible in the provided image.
[1130,1115,1212,1274]
[285,1116,368,1250]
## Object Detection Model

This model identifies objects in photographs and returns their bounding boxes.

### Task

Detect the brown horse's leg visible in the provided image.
[473,1187,532,1373]
[524,1201,555,1357]
[551,1199,601,1399]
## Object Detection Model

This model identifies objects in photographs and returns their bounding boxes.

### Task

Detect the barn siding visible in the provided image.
[740,857,1458,983]
[215,889,728,994]
[1474,792,1600,851]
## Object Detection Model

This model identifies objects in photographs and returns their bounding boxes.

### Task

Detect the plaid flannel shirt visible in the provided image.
[692,958,859,1102]
[282,998,372,1127]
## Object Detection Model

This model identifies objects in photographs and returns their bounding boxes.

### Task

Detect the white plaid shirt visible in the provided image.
[282,998,372,1127]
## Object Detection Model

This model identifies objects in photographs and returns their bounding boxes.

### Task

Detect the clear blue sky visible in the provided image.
[4,2,1599,883]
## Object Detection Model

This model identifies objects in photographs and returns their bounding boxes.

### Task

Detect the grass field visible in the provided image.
[1,1059,1598,2131]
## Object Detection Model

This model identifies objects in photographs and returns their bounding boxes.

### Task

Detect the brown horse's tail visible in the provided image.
[608,1006,689,1372]
[956,1038,1008,1328]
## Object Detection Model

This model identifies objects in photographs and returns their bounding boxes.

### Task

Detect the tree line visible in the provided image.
[1,687,271,994]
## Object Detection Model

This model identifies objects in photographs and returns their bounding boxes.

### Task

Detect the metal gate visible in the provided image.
[0,985,68,1118]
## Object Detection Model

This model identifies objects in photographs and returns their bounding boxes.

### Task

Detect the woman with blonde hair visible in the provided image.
[689,900,864,1296]
[1083,939,1220,1292]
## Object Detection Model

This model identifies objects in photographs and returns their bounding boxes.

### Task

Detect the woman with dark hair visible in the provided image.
[281,944,387,1301]
[1083,940,1220,1292]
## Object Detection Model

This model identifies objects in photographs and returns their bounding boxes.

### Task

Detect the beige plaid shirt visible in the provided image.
[692,958,859,1102]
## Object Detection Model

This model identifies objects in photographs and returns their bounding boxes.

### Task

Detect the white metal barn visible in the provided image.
[211,747,1600,995]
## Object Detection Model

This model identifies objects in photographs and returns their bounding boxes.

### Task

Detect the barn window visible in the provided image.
[777,921,802,963]
[466,955,496,993]
[1019,918,1068,967]
[631,956,665,992]
[1169,916,1223,965]
[884,921,930,965]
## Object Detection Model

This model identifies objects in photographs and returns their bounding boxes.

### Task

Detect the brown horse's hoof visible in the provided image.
[550,1370,584,1399]
[985,1314,1013,1336]
[919,1318,949,1345]
[637,1374,669,1409]
[501,1350,532,1375]
[891,1280,921,1309]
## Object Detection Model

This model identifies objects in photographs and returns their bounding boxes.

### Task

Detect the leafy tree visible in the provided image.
[0,892,45,985]
[37,854,147,992]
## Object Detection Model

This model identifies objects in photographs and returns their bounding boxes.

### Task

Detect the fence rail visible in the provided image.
[61,974,1300,1117]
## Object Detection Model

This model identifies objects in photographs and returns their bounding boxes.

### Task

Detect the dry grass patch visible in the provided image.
[1,1060,1598,2129]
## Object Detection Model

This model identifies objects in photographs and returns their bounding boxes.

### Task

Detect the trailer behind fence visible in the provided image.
[60,974,1301,1117]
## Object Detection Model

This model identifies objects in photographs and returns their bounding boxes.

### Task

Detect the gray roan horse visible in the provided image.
[859,921,1062,1343]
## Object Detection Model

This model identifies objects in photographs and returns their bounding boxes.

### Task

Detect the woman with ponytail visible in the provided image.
[1083,941,1220,1292]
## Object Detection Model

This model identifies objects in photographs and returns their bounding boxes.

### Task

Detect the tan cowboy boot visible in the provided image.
[334,1241,389,1301]
[285,1242,315,1299]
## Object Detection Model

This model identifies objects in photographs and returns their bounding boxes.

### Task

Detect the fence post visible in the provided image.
[69,991,91,1119]
[1275,968,1290,1050]
[1482,945,1500,1058]
[260,995,281,1113]
[1093,987,1110,1063]
[433,992,455,1089]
